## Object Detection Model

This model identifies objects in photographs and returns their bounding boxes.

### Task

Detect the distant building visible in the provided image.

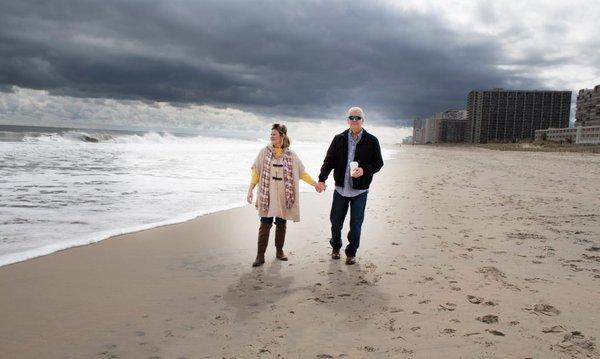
[575,85,600,127]
[412,117,437,144]
[412,110,466,144]
[424,118,437,143]
[466,89,571,143]
[535,125,600,144]
[413,118,433,145]
[434,110,467,143]
[412,118,424,144]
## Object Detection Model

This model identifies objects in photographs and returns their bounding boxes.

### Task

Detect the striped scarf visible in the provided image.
[259,146,295,211]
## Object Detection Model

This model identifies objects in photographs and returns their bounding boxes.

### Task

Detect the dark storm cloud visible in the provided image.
[0,0,546,124]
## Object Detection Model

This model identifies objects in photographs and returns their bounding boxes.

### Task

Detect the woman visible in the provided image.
[247,123,322,267]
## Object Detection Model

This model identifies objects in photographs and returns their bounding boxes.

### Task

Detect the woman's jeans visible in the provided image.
[260,217,287,225]
[329,190,368,257]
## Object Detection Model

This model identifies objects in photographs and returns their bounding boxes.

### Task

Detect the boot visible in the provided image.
[252,223,272,267]
[275,222,288,261]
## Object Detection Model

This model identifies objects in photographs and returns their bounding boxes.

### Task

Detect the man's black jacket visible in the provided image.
[318,128,384,190]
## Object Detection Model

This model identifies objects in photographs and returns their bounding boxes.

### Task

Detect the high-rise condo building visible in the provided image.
[575,85,600,127]
[466,89,571,143]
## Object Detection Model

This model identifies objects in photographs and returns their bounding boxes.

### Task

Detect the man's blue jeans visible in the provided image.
[329,190,368,257]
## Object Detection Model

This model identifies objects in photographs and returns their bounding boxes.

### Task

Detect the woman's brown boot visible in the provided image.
[252,223,272,267]
[275,222,288,261]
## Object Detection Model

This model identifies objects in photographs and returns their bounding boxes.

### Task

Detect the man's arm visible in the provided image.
[318,137,337,183]
[362,137,384,177]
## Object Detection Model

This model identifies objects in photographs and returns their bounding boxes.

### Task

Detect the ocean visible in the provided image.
[0,125,396,267]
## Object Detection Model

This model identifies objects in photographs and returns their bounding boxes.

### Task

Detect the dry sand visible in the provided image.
[1,146,599,358]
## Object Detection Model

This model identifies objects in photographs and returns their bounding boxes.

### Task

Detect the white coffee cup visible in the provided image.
[350,161,358,171]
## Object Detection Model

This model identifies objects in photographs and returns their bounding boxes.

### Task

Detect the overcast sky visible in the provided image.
[1,0,599,136]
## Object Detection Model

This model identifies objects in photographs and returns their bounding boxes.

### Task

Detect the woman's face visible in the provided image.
[270,129,282,147]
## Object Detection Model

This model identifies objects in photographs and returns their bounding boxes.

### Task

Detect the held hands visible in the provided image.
[314,182,327,193]
[351,167,364,178]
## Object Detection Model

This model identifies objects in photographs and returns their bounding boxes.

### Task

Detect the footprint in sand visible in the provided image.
[438,303,457,311]
[477,266,506,280]
[98,344,119,359]
[524,304,560,316]
[486,329,505,336]
[467,295,483,304]
[542,325,566,333]
[477,315,499,324]
[553,331,596,357]
[467,295,497,306]
[582,253,600,262]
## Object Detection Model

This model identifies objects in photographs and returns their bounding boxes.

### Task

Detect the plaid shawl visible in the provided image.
[259,146,295,211]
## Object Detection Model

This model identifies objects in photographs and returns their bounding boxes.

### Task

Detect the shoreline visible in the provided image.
[0,200,247,268]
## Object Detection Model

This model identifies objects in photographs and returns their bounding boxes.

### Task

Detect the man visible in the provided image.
[317,107,384,265]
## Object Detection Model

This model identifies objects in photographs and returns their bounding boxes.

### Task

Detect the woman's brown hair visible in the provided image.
[272,123,291,149]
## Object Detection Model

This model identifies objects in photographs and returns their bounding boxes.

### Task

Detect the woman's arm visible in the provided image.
[300,171,324,192]
[300,171,316,186]
[247,167,259,204]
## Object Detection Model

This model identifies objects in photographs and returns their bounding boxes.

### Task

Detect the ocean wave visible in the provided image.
[112,132,180,144]
[20,131,114,143]
[9,130,260,145]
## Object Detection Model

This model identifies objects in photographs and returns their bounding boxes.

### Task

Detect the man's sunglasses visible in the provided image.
[348,116,362,121]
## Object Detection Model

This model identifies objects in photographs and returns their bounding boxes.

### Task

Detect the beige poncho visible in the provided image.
[252,145,305,222]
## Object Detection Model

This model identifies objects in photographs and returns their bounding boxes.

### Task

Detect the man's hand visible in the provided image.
[247,190,253,204]
[316,182,327,192]
[351,167,364,178]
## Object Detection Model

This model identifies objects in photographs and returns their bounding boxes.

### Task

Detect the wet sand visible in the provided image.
[1,146,599,358]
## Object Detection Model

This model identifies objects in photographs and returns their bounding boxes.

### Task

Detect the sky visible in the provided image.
[1,0,599,141]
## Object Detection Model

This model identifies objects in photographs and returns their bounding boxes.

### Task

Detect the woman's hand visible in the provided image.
[314,182,326,193]
[247,190,253,204]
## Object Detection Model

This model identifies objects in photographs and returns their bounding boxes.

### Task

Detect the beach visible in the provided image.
[1,146,599,358]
